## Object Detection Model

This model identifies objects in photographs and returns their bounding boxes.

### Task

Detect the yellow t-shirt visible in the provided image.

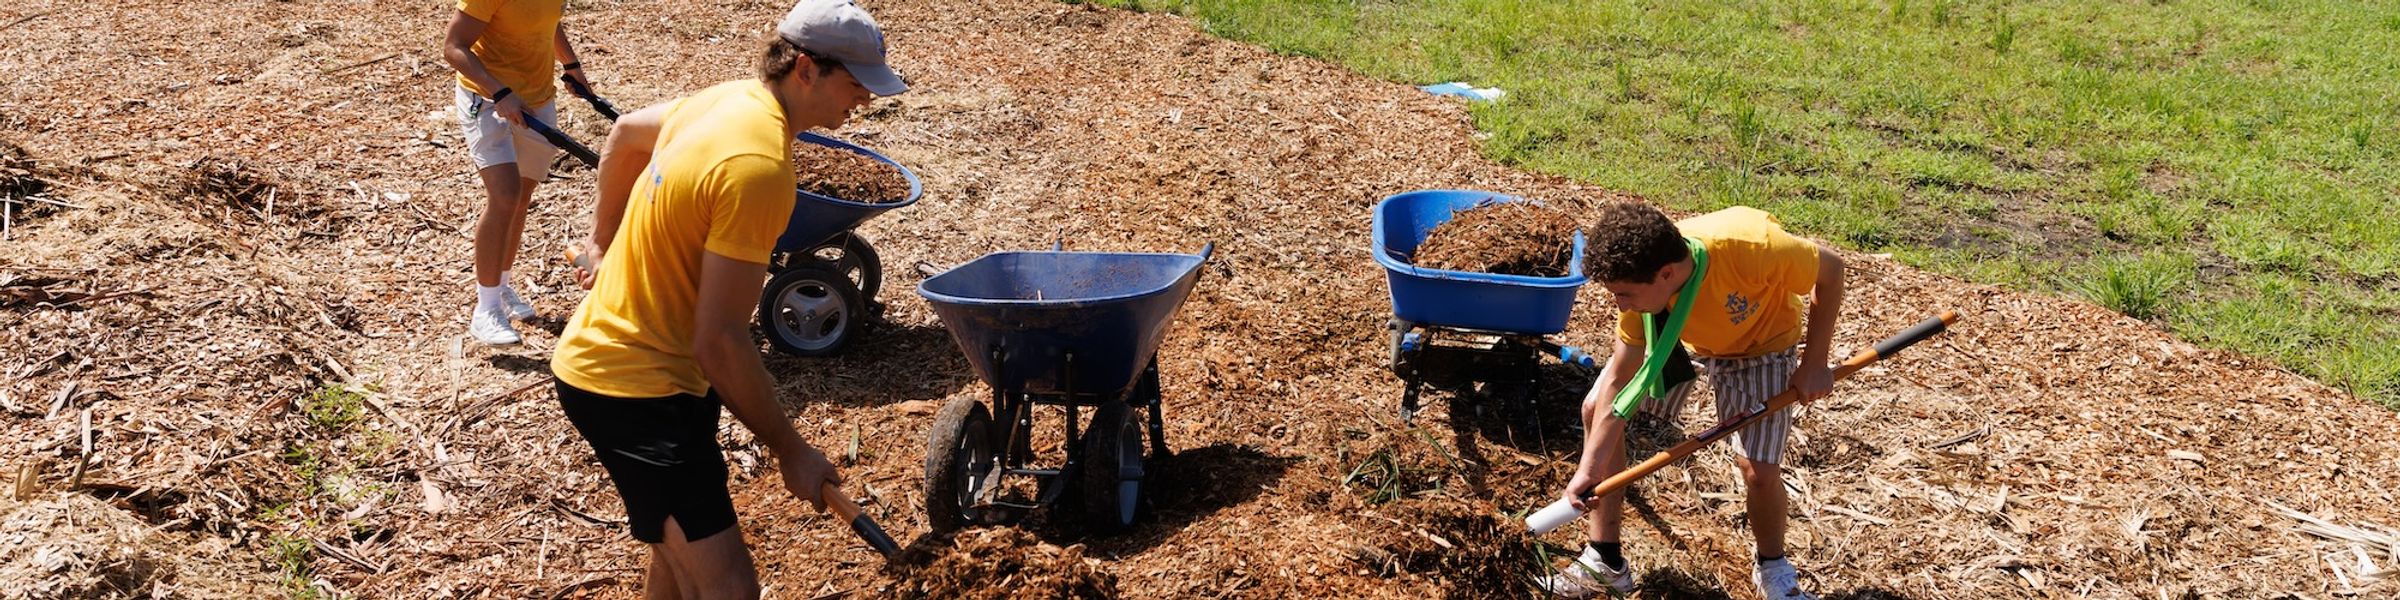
[552,80,796,399]
[1617,206,1821,358]
[454,0,561,107]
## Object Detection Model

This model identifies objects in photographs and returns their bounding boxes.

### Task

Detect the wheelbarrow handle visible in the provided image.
[521,112,601,167]
[821,483,901,560]
[1525,310,1962,535]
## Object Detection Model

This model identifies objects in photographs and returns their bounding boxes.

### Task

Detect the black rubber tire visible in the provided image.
[1078,401,1148,534]
[759,264,865,356]
[924,396,995,535]
[805,233,883,303]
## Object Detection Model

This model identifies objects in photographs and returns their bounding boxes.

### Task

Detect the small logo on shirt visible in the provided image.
[1725,292,1757,325]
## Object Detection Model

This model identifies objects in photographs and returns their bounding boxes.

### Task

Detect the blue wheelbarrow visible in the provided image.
[757,131,923,357]
[916,243,1213,534]
[1373,190,1597,426]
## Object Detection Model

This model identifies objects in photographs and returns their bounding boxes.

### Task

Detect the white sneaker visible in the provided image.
[1753,557,1819,600]
[1537,546,1635,598]
[501,286,537,321]
[469,304,522,345]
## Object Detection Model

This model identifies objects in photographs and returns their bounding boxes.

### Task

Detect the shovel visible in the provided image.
[1525,310,1961,535]
[562,75,622,121]
[521,113,600,168]
[824,482,902,560]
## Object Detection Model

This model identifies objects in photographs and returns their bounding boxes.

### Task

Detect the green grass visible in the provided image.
[301,385,365,433]
[1091,0,2400,408]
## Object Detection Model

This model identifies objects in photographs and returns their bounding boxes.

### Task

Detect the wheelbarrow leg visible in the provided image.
[1038,353,1081,508]
[1138,358,1171,458]
[1390,319,1422,425]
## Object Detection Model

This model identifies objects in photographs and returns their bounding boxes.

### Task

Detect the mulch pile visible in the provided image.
[887,528,1119,599]
[1,140,57,236]
[2,0,2398,598]
[0,141,43,199]
[0,493,270,598]
[795,141,911,204]
[1410,200,1579,277]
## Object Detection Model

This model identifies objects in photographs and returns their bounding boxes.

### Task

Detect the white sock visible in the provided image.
[501,269,516,287]
[477,284,507,310]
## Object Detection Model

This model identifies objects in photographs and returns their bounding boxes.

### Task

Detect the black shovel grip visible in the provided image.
[1870,310,1958,360]
[561,75,621,121]
[850,515,901,559]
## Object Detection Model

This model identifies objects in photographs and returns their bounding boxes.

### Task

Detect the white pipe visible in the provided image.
[1526,498,1584,535]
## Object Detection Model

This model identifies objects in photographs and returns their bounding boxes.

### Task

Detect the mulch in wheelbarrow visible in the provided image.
[794,141,911,204]
[1410,201,1579,277]
[886,528,1119,600]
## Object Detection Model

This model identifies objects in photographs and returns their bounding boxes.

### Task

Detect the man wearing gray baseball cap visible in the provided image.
[551,0,906,597]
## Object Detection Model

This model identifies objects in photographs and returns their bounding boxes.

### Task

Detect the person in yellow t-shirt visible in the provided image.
[547,0,905,596]
[1540,202,1847,600]
[441,0,597,345]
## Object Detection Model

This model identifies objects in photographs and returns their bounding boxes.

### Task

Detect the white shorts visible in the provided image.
[1634,348,1800,465]
[454,86,559,182]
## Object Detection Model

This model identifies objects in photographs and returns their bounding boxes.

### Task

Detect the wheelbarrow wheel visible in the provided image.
[759,264,865,356]
[1078,401,1148,534]
[925,396,998,534]
[805,233,882,304]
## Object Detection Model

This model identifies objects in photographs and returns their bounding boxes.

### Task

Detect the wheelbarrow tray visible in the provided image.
[918,248,1210,402]
[1372,190,1585,335]
[773,131,923,253]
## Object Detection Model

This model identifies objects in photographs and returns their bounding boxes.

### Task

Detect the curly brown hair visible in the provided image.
[1583,201,1688,283]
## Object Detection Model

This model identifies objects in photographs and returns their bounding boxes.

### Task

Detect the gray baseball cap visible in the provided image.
[776,0,907,96]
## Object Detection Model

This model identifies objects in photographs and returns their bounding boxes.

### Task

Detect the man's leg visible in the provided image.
[1739,457,1790,557]
[1582,413,1631,544]
[1710,351,1800,558]
[1584,378,1699,543]
[654,516,761,600]
[471,166,525,288]
[642,546,681,600]
[502,177,537,275]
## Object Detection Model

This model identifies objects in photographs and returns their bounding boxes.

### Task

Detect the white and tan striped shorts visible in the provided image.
[1635,348,1800,465]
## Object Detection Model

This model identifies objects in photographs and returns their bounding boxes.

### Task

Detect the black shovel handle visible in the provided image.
[561,75,621,121]
[1869,310,1958,362]
[521,113,600,167]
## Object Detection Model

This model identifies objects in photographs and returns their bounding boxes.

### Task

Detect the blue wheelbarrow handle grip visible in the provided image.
[521,113,601,167]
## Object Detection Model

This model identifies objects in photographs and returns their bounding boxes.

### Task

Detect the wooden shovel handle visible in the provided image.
[1582,310,1959,501]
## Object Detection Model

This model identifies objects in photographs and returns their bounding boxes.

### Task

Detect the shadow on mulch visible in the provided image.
[485,353,547,375]
[1823,587,1921,600]
[1635,566,1738,599]
[1079,442,1295,557]
[761,320,977,410]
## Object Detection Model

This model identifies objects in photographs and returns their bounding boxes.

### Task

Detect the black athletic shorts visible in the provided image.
[553,377,737,544]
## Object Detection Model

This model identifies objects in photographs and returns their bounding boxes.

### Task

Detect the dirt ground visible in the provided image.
[3,0,2397,598]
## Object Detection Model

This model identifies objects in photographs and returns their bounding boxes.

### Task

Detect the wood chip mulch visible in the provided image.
[0,0,2395,598]
[1409,200,1578,277]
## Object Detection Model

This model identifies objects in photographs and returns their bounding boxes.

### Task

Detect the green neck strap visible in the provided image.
[1611,238,1708,419]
